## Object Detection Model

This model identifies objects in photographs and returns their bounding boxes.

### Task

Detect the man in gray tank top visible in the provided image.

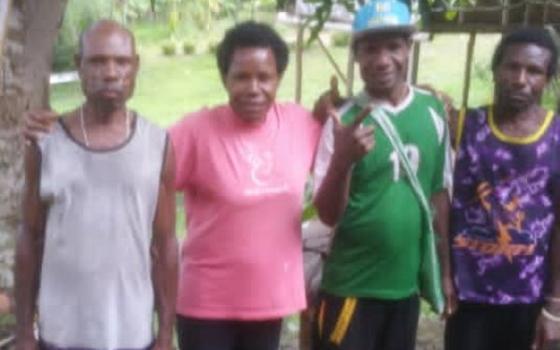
[15,20,178,350]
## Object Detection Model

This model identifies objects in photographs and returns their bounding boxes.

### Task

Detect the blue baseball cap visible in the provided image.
[352,0,416,39]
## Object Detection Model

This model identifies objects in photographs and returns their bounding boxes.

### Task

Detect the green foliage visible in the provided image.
[473,62,492,85]
[302,203,317,222]
[181,0,276,30]
[182,0,227,31]
[129,21,169,44]
[120,0,167,20]
[52,0,112,71]
[161,41,177,55]
[183,41,196,55]
[168,0,180,38]
[331,32,351,47]
[207,41,220,54]
[303,0,354,45]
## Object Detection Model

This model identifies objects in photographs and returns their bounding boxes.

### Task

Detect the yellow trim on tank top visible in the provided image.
[329,297,357,345]
[488,106,554,145]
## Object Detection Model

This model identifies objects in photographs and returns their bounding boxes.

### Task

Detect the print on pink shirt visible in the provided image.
[240,142,289,196]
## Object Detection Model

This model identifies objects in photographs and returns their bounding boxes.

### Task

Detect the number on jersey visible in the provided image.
[389,145,419,181]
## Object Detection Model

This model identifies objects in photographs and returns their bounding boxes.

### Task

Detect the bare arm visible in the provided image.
[151,139,178,350]
[532,205,560,350]
[547,214,560,307]
[15,144,46,349]
[314,152,354,227]
[431,189,456,317]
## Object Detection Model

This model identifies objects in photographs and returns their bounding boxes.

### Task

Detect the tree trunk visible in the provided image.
[0,0,67,296]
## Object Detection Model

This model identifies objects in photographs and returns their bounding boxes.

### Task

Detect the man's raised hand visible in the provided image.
[313,76,347,124]
[331,106,375,166]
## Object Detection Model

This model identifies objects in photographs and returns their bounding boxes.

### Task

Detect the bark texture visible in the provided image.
[0,0,67,291]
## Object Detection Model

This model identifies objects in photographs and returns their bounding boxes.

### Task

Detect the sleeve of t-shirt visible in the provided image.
[168,112,198,191]
[301,106,323,171]
[312,118,335,195]
[283,102,323,171]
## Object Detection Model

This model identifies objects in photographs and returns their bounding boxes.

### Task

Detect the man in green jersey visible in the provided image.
[312,0,454,349]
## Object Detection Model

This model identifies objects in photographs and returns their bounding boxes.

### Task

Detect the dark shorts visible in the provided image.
[444,301,541,350]
[176,314,282,350]
[312,292,420,350]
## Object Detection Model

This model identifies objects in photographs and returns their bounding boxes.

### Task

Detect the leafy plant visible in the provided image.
[303,0,355,45]
[332,32,351,47]
[183,41,196,55]
[52,0,112,71]
[207,40,220,54]
[161,41,177,55]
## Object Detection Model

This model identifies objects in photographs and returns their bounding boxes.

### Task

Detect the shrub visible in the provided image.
[207,41,219,54]
[332,32,351,47]
[52,0,111,72]
[183,41,196,55]
[162,42,177,56]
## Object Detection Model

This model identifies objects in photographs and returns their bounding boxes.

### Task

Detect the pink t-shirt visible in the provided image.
[170,102,321,319]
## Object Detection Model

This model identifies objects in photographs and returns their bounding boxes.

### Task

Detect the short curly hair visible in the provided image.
[492,27,558,79]
[217,21,289,78]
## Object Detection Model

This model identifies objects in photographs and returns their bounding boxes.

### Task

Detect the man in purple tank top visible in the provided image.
[446,28,560,350]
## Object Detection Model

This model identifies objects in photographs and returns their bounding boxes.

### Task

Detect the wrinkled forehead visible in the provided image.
[81,30,136,58]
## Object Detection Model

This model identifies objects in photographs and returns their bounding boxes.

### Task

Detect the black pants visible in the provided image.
[445,302,541,350]
[176,314,282,350]
[312,293,420,350]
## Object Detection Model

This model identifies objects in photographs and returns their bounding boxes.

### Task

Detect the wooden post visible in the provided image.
[462,32,476,108]
[411,40,421,84]
[501,0,509,27]
[295,21,304,103]
[0,0,11,63]
[543,0,550,24]
[346,48,355,97]
[523,0,530,26]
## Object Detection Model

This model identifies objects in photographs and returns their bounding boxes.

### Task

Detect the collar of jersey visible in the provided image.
[488,105,554,145]
[353,84,414,115]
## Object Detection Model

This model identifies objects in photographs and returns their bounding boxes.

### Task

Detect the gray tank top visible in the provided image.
[37,115,167,350]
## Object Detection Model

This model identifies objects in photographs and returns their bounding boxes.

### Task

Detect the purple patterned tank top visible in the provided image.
[451,105,560,304]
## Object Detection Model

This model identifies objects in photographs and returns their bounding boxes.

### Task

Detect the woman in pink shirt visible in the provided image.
[169,21,323,350]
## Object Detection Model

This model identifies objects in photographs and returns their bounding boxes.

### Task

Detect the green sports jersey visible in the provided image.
[320,87,449,299]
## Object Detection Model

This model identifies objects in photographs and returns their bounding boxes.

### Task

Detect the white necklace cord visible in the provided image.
[80,106,130,148]
[79,106,90,147]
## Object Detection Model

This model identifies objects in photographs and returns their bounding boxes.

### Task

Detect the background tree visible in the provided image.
[0,0,68,300]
